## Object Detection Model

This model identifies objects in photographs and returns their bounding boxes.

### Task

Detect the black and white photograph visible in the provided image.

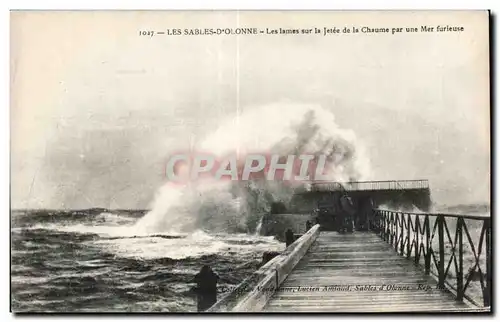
[9,10,491,313]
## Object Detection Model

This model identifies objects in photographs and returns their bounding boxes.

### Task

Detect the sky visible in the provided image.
[10,11,490,209]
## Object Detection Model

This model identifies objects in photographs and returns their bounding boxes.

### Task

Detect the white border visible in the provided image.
[3,1,498,322]
[3,0,499,10]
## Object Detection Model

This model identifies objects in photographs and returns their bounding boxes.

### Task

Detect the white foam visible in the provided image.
[135,103,372,234]
[90,230,283,260]
[25,221,187,239]
[19,214,283,260]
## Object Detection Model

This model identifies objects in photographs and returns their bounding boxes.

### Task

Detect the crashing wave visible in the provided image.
[134,103,371,234]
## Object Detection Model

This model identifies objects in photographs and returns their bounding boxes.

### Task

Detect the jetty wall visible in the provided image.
[260,213,316,240]
[208,224,320,312]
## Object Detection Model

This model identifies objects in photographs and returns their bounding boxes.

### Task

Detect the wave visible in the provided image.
[91,230,283,260]
[378,202,491,216]
[436,203,490,215]
[19,222,187,239]
[377,204,427,213]
[134,103,371,234]
[14,215,283,261]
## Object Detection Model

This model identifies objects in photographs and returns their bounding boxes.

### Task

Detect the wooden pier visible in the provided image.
[209,209,491,313]
[264,232,468,312]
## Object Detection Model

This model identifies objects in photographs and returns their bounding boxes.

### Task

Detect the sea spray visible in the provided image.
[134,103,371,234]
[254,217,263,236]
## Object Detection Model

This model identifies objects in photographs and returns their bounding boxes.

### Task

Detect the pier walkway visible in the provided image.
[209,209,491,313]
[264,232,467,312]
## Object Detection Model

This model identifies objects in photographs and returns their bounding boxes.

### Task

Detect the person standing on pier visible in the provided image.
[306,220,312,231]
[339,194,355,233]
[285,228,295,247]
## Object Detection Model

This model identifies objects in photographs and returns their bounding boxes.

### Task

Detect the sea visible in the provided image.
[11,209,283,312]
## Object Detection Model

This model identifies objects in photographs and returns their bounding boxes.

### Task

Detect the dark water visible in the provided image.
[11,210,283,312]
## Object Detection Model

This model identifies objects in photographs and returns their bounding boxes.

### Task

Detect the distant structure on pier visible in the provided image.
[290,179,431,213]
[260,179,431,238]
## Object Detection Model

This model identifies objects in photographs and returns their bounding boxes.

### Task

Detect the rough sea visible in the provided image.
[11,209,284,312]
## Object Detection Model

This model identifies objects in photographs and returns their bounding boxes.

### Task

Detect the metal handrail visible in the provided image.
[370,209,491,308]
[310,180,429,191]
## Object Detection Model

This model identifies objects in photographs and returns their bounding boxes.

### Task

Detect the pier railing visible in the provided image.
[371,209,491,308]
[310,179,429,192]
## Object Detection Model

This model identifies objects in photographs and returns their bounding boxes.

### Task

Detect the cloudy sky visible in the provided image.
[11,11,490,209]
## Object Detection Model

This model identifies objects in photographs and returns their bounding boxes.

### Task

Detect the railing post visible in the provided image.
[406,215,411,259]
[381,211,385,240]
[414,215,419,265]
[384,211,389,241]
[400,214,405,256]
[457,218,464,301]
[390,212,394,246]
[438,216,445,288]
[368,209,374,232]
[395,213,399,252]
[368,209,373,232]
[385,211,389,240]
[424,215,431,275]
[484,218,491,307]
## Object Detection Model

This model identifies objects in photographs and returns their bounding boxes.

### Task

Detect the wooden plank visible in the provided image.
[263,231,478,312]
[272,293,455,300]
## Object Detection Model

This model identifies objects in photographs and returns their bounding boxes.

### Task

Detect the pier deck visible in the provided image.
[209,209,490,313]
[264,232,470,312]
